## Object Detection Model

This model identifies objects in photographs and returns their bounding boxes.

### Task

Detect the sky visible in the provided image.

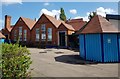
[0,1,119,30]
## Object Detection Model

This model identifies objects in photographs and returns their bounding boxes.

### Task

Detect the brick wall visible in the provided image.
[31,14,58,47]
[11,18,31,46]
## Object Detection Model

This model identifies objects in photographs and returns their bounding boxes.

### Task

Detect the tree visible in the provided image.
[60,8,66,21]
[0,43,32,78]
[88,11,97,20]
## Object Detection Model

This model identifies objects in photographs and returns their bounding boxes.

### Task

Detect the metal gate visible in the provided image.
[103,34,118,62]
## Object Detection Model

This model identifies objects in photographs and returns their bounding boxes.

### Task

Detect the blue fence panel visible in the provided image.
[85,34,102,62]
[118,34,120,62]
[103,34,118,62]
[79,34,85,59]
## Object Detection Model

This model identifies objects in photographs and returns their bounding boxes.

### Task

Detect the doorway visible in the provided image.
[59,31,66,46]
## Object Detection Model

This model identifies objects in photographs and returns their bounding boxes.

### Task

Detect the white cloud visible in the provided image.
[70,9,77,15]
[96,7,117,17]
[74,12,90,21]
[43,2,50,6]
[1,0,22,5]
[74,7,117,22]
[40,8,60,20]
[74,16,89,22]
[0,19,4,30]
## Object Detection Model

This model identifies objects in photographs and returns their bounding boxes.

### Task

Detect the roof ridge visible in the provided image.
[44,14,62,28]
[42,14,74,31]
[20,17,36,30]
[61,21,75,31]
[97,15,103,32]
[21,17,35,22]
[98,15,118,32]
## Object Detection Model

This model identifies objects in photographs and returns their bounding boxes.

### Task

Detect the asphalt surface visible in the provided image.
[28,48,118,77]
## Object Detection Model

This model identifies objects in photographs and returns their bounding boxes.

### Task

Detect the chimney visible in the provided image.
[55,15,57,20]
[34,18,36,21]
[5,15,11,30]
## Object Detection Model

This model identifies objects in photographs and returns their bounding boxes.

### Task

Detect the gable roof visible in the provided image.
[66,19,86,31]
[20,17,36,30]
[44,14,61,28]
[0,32,5,38]
[61,21,75,31]
[43,14,74,31]
[77,15,119,34]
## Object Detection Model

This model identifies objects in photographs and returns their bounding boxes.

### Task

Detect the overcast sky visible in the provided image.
[0,1,119,30]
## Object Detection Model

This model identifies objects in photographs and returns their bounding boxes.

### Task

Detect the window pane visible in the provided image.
[41,34,46,41]
[41,24,46,31]
[41,24,46,41]
[24,30,27,41]
[48,35,52,41]
[48,28,52,41]
[36,28,39,41]
[19,27,22,41]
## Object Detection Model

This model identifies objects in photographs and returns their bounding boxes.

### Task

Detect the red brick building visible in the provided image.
[31,14,74,47]
[2,14,86,47]
[10,17,36,46]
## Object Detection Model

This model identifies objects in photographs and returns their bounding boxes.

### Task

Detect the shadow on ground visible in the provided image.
[55,55,119,65]
[54,55,98,65]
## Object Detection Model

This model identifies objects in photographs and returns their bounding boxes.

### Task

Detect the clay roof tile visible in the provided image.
[21,17,36,30]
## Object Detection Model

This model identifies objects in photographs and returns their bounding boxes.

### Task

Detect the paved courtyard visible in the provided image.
[28,48,118,77]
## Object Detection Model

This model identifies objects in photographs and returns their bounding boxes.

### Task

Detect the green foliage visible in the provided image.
[60,8,66,21]
[0,43,32,78]
[88,11,97,20]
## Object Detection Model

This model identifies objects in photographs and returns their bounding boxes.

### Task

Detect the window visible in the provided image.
[41,24,46,31]
[24,30,27,41]
[14,30,17,41]
[47,28,52,41]
[19,27,22,41]
[36,28,39,41]
[41,24,46,41]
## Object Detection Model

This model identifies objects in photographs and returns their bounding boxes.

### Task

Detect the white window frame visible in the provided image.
[19,27,22,41]
[36,28,39,41]
[47,28,52,41]
[24,30,27,41]
[41,24,46,31]
[41,24,46,41]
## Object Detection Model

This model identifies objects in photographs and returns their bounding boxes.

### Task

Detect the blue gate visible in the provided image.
[103,34,118,62]
[85,34,102,62]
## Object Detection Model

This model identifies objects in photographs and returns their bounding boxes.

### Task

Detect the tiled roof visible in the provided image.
[77,15,119,34]
[44,14,61,28]
[61,21,75,31]
[0,32,5,38]
[44,14,75,31]
[21,17,36,30]
[66,19,86,31]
